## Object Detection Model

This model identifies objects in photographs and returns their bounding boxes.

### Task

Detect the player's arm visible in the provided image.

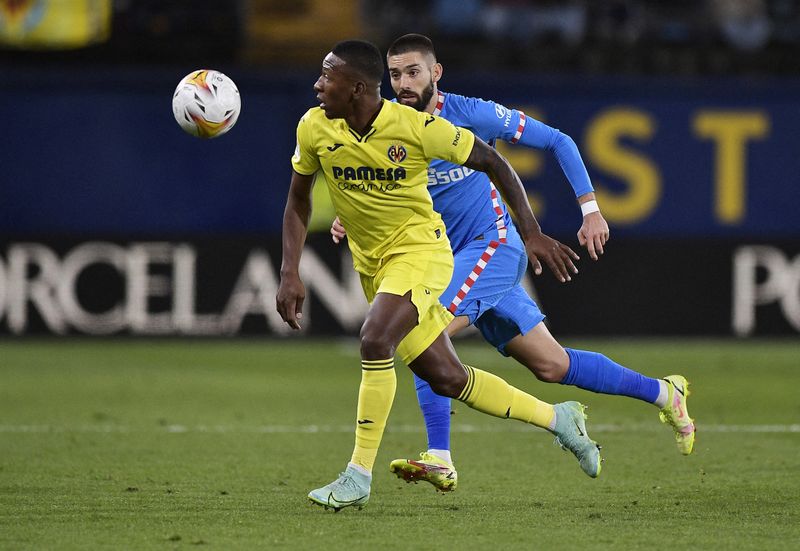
[518,122,609,260]
[277,170,315,330]
[463,138,579,283]
[512,114,609,260]
[473,99,610,260]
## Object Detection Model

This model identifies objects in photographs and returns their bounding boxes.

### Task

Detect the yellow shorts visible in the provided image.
[360,248,455,365]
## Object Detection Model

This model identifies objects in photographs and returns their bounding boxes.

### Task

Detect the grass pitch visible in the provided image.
[1,338,799,550]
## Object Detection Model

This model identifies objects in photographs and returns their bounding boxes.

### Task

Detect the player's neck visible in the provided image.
[346,97,383,135]
[423,87,439,114]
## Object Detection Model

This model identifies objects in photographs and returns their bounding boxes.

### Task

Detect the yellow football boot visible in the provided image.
[659,375,696,455]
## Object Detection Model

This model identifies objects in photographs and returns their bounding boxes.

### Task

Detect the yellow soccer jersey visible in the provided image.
[291,100,475,275]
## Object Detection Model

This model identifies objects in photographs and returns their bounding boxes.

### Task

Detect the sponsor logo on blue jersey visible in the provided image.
[494,103,513,128]
[427,166,476,186]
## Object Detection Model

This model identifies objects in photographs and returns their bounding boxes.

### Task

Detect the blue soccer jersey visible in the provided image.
[422,91,593,348]
[408,92,666,460]
[427,91,593,254]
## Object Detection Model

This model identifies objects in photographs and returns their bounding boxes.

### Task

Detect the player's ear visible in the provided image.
[432,62,443,84]
[352,80,367,98]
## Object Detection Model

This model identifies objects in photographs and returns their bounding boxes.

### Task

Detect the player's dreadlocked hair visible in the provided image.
[387,34,437,60]
[331,40,384,84]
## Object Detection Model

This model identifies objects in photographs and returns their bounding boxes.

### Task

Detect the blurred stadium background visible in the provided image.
[1,1,800,549]
[1,0,799,339]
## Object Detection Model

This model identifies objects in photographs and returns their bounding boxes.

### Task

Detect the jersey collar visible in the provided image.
[345,99,385,142]
[432,91,445,116]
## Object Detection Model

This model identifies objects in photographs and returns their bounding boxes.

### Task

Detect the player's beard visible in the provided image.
[398,79,435,112]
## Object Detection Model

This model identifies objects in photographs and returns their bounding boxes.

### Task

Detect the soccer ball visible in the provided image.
[172,69,241,139]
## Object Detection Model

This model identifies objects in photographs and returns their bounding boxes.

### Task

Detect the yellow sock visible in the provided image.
[350,359,396,472]
[457,364,555,429]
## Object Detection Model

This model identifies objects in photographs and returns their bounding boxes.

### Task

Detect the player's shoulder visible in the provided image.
[384,101,442,137]
[442,91,495,112]
[441,91,502,127]
[385,99,428,122]
[298,106,326,125]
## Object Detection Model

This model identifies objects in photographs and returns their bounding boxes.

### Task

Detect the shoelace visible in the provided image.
[323,474,369,507]
[336,473,357,487]
[556,436,590,454]
[554,434,586,454]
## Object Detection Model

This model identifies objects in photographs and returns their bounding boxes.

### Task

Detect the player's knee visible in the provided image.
[526,357,567,383]
[359,331,395,360]
[427,366,467,398]
[428,379,460,399]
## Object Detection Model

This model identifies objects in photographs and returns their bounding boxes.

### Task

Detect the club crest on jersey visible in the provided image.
[387,143,407,163]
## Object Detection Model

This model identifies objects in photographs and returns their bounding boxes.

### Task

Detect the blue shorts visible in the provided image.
[440,224,545,356]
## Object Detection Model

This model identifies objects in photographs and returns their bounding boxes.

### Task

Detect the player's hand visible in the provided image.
[276,273,305,330]
[577,212,610,261]
[331,216,347,244]
[525,232,580,283]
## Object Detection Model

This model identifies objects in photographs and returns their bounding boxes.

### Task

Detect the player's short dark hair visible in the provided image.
[331,40,384,84]
[387,34,437,60]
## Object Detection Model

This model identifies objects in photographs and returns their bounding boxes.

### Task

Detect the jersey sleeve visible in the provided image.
[290,111,320,176]
[419,113,475,166]
[463,97,527,143]
[514,116,594,198]
[468,98,594,198]
[466,97,560,148]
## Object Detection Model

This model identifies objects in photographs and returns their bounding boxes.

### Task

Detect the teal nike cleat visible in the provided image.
[308,466,371,512]
[552,401,602,478]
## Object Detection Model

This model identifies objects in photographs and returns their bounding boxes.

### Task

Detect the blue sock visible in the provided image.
[562,348,660,404]
[413,373,451,451]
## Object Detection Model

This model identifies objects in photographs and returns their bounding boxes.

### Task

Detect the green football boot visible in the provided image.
[308,466,370,512]
[659,375,696,455]
[389,452,458,492]
[552,401,602,478]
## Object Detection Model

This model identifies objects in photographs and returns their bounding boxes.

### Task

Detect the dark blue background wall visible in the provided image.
[4,68,799,239]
